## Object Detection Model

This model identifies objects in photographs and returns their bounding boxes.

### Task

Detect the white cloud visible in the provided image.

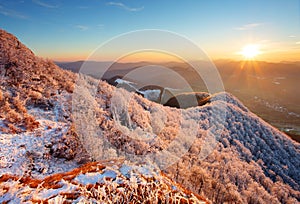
[32,0,58,9]
[234,23,263,30]
[0,5,27,19]
[288,35,296,38]
[75,25,88,31]
[107,2,144,12]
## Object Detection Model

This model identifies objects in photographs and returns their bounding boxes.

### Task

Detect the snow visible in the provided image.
[1,75,299,202]
[113,77,189,104]
[115,78,138,91]
[33,184,76,200]
[0,121,77,177]
[0,95,79,177]
[0,179,77,203]
[1,73,298,202]
[114,78,162,102]
[0,119,5,129]
[115,78,136,86]
[0,161,206,203]
[75,170,118,185]
[139,89,161,102]
[137,165,156,178]
[0,192,15,203]
[119,164,132,178]
[0,30,210,203]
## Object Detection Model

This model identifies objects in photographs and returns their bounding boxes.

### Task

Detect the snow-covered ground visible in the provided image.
[0,104,78,177]
[0,160,206,203]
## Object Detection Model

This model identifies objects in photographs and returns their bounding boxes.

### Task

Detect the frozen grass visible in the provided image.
[0,161,207,203]
[0,29,299,203]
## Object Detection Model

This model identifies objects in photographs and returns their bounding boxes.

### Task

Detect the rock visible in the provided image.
[164,92,211,108]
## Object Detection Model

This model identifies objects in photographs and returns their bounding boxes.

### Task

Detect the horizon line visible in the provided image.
[53,58,300,65]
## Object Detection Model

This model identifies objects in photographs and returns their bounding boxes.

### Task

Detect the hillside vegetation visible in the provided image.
[0,29,299,203]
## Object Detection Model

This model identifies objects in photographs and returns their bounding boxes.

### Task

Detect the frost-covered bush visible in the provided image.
[73,73,300,203]
[0,29,299,203]
[0,88,3,101]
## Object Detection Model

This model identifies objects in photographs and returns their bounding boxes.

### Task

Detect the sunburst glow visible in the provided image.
[240,44,261,59]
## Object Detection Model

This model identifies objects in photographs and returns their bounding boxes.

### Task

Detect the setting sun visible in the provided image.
[240,44,261,59]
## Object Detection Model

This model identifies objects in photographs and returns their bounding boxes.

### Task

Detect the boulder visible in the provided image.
[164,92,211,109]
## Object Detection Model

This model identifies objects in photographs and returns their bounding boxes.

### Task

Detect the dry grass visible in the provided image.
[0,29,76,133]
[0,88,39,133]
[0,161,208,203]
[0,89,3,101]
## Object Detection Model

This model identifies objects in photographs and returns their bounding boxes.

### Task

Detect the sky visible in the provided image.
[0,0,299,62]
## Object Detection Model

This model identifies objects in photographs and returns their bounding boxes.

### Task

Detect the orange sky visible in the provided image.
[51,48,300,63]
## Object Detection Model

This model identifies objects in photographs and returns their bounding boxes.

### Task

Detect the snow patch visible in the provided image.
[75,170,118,185]
[139,89,161,102]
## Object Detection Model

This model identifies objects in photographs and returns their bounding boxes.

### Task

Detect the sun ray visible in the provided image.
[240,44,261,59]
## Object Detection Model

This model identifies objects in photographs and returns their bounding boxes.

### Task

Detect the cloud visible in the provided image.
[75,25,88,31]
[32,0,58,8]
[289,35,296,38]
[0,5,27,19]
[234,23,262,30]
[107,2,144,12]
[296,41,300,45]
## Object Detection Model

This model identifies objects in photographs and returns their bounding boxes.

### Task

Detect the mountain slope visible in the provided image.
[0,29,208,203]
[0,29,74,134]
[0,30,299,203]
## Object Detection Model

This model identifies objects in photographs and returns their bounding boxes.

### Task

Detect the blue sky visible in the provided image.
[0,0,299,61]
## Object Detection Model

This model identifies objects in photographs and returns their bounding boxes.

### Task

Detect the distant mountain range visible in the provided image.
[1,29,299,203]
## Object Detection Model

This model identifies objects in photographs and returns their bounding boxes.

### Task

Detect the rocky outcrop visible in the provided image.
[164,92,211,109]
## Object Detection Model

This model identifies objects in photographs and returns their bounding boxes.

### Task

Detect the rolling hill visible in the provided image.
[0,29,299,203]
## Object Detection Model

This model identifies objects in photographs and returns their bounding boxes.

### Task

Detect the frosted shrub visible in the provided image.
[7,108,22,123]
[0,88,3,101]
[13,94,27,114]
[29,90,43,100]
[65,80,74,93]
[0,29,299,203]
[24,113,39,131]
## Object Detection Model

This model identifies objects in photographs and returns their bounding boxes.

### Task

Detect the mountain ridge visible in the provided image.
[0,29,299,203]
[55,57,300,143]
